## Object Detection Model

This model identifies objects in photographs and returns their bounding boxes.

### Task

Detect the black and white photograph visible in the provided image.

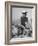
[11,7,32,38]
[5,2,37,44]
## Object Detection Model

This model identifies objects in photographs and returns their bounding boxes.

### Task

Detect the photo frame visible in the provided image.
[5,1,37,45]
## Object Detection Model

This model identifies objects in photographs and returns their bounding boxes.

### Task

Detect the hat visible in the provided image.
[22,11,27,14]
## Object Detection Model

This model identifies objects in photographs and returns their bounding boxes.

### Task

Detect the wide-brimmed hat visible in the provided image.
[22,11,27,14]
